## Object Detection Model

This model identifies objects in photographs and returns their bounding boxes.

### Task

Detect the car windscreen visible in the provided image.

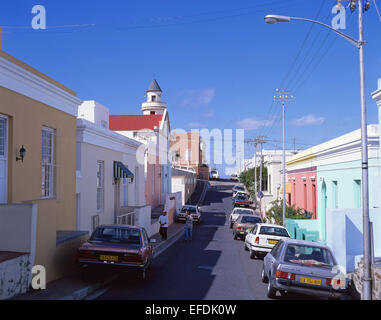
[235,186,245,191]
[236,195,248,200]
[211,171,217,174]
[284,244,335,268]
[233,209,253,215]
[259,226,290,237]
[91,227,141,244]
[181,207,196,213]
[240,216,262,224]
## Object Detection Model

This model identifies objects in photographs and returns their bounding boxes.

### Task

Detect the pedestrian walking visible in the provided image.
[184,210,193,242]
[158,211,168,240]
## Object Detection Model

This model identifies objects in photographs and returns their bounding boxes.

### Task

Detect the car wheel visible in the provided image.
[279,290,288,297]
[244,242,249,251]
[267,278,277,299]
[261,267,268,283]
[249,247,256,259]
[234,233,238,240]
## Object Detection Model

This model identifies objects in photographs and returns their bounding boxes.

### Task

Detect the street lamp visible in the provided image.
[265,0,372,300]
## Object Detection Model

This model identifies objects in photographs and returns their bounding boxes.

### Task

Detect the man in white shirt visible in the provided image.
[158,211,169,240]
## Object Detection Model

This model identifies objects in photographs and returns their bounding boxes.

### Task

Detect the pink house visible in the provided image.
[287,166,318,219]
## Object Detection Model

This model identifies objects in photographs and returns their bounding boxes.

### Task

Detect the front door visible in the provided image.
[0,115,8,204]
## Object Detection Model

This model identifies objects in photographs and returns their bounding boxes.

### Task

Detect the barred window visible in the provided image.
[41,127,55,198]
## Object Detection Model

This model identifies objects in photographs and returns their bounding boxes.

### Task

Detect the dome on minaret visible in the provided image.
[142,78,166,115]
[147,78,162,92]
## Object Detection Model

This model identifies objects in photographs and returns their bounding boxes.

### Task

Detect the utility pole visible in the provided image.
[255,136,267,214]
[355,0,372,300]
[274,90,294,226]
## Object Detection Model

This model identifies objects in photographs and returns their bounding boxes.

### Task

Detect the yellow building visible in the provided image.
[0,47,86,290]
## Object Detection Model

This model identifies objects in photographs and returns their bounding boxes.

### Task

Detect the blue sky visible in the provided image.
[1,0,381,176]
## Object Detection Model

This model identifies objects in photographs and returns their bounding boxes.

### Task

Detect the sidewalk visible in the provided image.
[12,180,208,300]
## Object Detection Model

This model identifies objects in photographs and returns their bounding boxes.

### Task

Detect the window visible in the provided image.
[91,227,141,244]
[284,244,335,268]
[151,95,156,102]
[150,111,155,115]
[332,181,338,208]
[354,180,361,208]
[41,127,55,198]
[96,161,104,212]
[185,149,191,162]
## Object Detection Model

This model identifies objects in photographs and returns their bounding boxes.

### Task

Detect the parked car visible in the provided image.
[233,214,262,240]
[230,174,239,181]
[229,207,254,228]
[176,205,202,224]
[232,190,250,199]
[210,170,219,180]
[232,184,246,196]
[232,193,252,208]
[262,238,348,299]
[244,223,290,259]
[77,225,156,281]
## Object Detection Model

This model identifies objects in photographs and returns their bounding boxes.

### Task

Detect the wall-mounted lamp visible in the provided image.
[16,145,26,162]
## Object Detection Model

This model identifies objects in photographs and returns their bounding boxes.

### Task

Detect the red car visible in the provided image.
[77,224,155,280]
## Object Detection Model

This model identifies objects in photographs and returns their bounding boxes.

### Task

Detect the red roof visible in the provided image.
[109,114,163,131]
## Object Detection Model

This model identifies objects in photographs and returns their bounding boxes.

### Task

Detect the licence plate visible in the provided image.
[240,204,245,207]
[268,239,278,245]
[99,255,118,262]
[300,277,321,286]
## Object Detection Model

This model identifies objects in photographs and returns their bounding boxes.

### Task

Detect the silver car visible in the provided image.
[262,238,348,299]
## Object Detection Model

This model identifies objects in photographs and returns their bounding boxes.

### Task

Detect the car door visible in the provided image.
[142,229,152,262]
[246,224,258,245]
[265,241,283,277]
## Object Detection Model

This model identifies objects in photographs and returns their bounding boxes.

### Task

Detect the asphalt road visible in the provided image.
[95,179,271,300]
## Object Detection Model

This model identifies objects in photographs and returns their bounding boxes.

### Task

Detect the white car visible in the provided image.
[229,207,254,228]
[244,223,290,259]
[176,205,202,223]
[232,185,246,197]
[210,170,219,180]
[233,190,250,199]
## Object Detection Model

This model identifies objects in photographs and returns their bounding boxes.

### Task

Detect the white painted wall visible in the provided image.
[76,119,145,235]
[78,100,110,129]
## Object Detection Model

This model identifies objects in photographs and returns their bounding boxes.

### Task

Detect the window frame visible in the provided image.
[41,126,55,199]
[96,161,104,213]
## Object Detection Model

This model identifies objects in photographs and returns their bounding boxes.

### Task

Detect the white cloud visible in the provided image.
[188,122,205,128]
[179,89,215,107]
[291,114,325,126]
[236,118,273,130]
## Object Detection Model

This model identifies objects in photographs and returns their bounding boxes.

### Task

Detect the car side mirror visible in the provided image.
[149,238,157,243]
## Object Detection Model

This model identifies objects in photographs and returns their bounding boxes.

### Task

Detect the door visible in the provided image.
[0,115,8,204]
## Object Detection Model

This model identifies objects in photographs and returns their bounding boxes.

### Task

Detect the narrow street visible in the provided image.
[96,180,269,300]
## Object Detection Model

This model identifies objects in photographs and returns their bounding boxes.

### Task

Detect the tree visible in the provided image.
[239,165,268,199]
[266,200,311,225]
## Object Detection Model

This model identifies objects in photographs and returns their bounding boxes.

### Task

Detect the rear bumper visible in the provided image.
[250,244,272,253]
[273,279,344,299]
[78,259,146,269]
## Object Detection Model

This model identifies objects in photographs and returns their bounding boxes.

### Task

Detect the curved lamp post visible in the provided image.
[265,0,372,300]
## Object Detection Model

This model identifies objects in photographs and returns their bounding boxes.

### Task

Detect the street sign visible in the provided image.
[257,191,263,199]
